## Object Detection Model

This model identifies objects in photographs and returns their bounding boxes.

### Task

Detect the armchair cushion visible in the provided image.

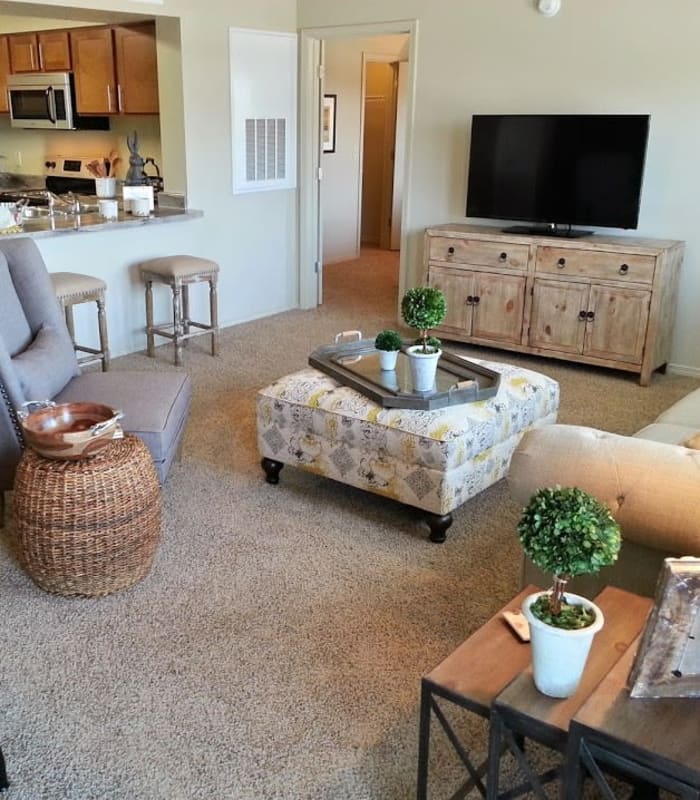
[12,323,80,401]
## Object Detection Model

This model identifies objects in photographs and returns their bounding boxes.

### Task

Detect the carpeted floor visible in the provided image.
[1,248,697,799]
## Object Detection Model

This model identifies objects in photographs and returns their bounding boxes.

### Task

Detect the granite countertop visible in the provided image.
[0,206,203,239]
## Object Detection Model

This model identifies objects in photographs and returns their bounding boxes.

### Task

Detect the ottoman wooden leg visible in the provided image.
[261,458,284,485]
[425,512,453,543]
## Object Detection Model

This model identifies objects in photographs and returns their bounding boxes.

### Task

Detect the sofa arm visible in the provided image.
[508,424,700,556]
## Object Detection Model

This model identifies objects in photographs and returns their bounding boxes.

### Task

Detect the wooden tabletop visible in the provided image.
[492,586,653,749]
[424,586,537,712]
[572,637,700,783]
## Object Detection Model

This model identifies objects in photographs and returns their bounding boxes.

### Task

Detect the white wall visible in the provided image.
[299,0,700,376]
[1,0,298,358]
[322,34,407,264]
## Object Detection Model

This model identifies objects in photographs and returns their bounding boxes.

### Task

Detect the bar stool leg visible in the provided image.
[210,277,219,357]
[172,281,184,367]
[145,279,155,358]
[96,294,110,371]
[64,303,76,345]
[182,284,190,337]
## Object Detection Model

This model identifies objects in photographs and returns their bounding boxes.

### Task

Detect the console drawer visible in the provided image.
[428,236,529,270]
[535,246,655,283]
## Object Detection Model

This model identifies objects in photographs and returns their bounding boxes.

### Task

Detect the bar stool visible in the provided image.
[139,255,219,367]
[50,272,110,371]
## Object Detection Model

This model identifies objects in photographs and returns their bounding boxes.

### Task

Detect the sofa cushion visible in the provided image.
[12,323,80,401]
[634,422,698,446]
[654,387,700,428]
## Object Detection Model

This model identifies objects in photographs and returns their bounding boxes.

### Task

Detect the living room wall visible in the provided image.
[299,0,700,376]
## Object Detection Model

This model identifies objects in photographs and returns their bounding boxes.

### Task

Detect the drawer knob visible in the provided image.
[473,295,481,304]
[619,263,629,274]
[557,257,566,268]
[578,310,587,320]
[587,310,595,321]
[447,246,455,255]
[466,295,474,305]
[499,252,507,261]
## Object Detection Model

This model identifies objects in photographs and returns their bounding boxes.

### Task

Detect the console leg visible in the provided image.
[0,743,8,791]
[425,512,453,543]
[261,458,284,485]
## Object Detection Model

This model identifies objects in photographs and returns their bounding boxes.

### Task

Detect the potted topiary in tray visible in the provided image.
[374,329,403,371]
[401,286,447,392]
[518,485,622,698]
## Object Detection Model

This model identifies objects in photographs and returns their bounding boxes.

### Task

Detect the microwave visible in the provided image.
[7,72,109,131]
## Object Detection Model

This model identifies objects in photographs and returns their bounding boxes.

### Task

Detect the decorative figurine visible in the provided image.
[125,130,146,185]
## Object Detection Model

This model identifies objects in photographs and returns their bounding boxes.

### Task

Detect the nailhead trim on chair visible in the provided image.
[0,379,25,449]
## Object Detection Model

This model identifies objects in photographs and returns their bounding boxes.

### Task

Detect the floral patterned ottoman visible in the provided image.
[256,359,559,541]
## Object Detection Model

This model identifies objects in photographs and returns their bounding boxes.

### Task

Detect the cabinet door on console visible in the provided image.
[585,286,650,364]
[472,273,526,344]
[529,278,588,354]
[429,266,473,333]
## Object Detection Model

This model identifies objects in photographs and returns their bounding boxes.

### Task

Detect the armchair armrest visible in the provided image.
[508,424,700,556]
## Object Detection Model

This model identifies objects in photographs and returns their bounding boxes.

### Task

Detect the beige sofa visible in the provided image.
[508,387,700,597]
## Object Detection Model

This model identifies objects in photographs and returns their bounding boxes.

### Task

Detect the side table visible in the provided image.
[417,586,537,799]
[485,587,653,800]
[565,638,700,799]
[13,435,161,597]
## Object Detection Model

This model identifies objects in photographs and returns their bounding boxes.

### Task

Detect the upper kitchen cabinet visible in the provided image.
[0,36,10,113]
[9,30,71,73]
[70,22,158,115]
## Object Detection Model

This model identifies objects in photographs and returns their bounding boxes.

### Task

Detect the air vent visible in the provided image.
[245,118,286,182]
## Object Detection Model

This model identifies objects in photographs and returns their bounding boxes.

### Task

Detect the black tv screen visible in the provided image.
[466,114,650,234]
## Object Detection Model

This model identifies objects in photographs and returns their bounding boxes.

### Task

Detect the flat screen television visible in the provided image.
[465,114,650,237]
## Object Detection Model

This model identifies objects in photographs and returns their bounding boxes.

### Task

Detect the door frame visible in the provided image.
[298,19,419,309]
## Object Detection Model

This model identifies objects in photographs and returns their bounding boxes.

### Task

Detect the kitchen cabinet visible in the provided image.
[8,30,71,73]
[424,224,684,385]
[0,36,10,113]
[71,22,158,115]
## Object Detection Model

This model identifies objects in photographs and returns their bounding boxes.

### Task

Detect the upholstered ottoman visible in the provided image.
[256,359,559,541]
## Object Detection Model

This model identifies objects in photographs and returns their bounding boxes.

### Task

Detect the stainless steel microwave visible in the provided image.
[7,72,109,131]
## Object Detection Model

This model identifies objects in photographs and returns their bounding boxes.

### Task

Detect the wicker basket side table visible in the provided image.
[13,434,162,597]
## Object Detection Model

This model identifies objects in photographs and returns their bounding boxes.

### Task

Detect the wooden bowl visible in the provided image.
[19,402,123,460]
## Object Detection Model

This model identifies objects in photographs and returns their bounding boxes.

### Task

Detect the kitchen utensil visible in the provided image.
[18,400,124,460]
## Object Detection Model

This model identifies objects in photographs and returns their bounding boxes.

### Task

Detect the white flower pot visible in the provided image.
[522,591,605,698]
[406,345,441,392]
[378,349,399,371]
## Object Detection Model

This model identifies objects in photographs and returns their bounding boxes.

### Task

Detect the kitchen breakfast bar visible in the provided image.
[1,206,205,361]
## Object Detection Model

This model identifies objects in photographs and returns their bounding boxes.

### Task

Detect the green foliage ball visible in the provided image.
[374,329,403,352]
[518,486,621,579]
[401,286,447,332]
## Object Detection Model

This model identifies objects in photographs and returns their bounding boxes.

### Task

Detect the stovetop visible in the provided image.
[0,154,105,206]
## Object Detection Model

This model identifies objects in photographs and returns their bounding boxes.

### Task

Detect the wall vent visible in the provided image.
[245,118,286,182]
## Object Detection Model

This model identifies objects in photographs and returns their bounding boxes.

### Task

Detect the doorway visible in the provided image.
[298,21,418,311]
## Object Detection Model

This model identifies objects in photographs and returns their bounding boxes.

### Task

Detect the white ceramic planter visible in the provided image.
[406,345,441,392]
[522,591,605,698]
[378,349,399,371]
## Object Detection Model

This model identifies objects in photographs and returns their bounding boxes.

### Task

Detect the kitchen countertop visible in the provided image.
[0,206,203,239]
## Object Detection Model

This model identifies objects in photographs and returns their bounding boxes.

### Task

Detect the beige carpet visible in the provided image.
[1,247,697,799]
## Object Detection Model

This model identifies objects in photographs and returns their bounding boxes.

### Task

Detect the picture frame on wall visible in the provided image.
[628,557,700,698]
[322,94,337,153]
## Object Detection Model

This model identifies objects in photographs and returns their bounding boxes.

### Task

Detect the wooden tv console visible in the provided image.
[424,224,685,385]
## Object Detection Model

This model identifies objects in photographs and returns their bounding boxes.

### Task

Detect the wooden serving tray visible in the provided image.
[308,339,500,410]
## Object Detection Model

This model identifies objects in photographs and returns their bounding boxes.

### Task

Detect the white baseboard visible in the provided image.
[667,362,700,378]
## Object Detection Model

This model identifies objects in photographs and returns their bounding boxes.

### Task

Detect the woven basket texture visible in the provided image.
[13,434,162,597]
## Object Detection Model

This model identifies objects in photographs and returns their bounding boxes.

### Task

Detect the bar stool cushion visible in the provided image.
[140,255,219,280]
[56,370,191,483]
[50,272,106,299]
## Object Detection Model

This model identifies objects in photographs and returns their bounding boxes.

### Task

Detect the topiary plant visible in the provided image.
[518,486,621,628]
[374,329,403,352]
[401,286,447,353]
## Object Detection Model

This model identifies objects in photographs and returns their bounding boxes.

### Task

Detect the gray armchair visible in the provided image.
[0,238,191,520]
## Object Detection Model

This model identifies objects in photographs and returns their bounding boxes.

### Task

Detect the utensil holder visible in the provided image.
[95,177,117,198]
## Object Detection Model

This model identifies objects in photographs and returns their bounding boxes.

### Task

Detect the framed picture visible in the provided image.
[322,94,337,153]
[628,557,700,698]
